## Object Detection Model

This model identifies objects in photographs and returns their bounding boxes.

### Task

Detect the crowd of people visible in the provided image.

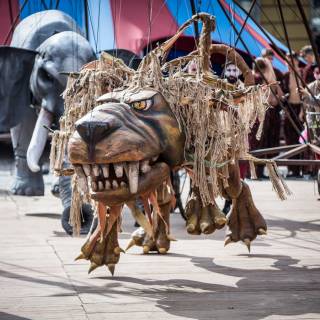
[223,45,320,179]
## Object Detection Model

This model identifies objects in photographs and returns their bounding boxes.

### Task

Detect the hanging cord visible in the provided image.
[234,0,258,46]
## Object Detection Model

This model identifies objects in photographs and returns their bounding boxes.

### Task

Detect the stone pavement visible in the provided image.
[0,167,320,319]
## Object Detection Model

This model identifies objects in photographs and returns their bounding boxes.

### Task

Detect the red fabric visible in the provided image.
[0,0,19,45]
[110,0,178,54]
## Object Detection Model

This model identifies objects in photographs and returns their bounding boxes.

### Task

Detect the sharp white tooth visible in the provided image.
[114,163,124,177]
[120,181,127,188]
[98,181,104,190]
[128,161,139,194]
[140,160,151,173]
[93,165,100,176]
[91,181,97,191]
[152,155,158,162]
[112,180,119,189]
[83,164,91,176]
[105,180,111,190]
[102,164,109,178]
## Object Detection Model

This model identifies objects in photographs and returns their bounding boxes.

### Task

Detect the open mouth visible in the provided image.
[73,156,170,204]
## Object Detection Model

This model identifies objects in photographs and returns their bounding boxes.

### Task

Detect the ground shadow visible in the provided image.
[0,312,32,320]
[25,213,61,219]
[1,252,319,320]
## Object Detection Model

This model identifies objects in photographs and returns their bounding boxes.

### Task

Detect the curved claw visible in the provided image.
[258,228,267,235]
[143,245,150,254]
[224,236,233,247]
[243,238,251,253]
[88,262,99,274]
[108,264,115,276]
[114,247,125,255]
[158,247,167,254]
[75,253,86,261]
[125,239,136,251]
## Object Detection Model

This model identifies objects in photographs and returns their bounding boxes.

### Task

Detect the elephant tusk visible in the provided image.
[27,108,53,172]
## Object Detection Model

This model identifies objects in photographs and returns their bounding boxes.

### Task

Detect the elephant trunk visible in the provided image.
[27,108,53,172]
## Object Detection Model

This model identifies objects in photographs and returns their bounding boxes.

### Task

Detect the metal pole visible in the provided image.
[235,0,258,46]
[4,0,30,45]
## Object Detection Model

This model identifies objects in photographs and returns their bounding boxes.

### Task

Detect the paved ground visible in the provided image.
[0,152,319,319]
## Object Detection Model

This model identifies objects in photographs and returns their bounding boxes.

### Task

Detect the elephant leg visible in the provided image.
[59,175,94,235]
[10,107,44,196]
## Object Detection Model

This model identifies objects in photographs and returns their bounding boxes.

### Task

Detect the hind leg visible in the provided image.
[221,162,267,250]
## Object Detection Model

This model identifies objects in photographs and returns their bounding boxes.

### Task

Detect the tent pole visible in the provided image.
[235,0,258,46]
[4,0,30,45]
[84,0,89,40]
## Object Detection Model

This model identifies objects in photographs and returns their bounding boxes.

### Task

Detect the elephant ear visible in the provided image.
[0,46,37,132]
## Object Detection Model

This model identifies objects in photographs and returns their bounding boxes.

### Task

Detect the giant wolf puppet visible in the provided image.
[51,13,290,275]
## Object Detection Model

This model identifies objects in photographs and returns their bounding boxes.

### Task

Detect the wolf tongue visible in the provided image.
[128,161,139,194]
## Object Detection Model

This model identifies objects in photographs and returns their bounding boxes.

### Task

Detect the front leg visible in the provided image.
[10,109,44,196]
[76,205,124,275]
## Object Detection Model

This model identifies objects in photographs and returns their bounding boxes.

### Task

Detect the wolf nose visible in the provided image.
[76,121,107,145]
[76,119,119,145]
[75,119,120,161]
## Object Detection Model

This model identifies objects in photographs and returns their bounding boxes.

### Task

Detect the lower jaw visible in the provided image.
[90,162,170,205]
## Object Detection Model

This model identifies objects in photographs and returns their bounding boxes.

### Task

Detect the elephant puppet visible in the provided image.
[0,10,95,234]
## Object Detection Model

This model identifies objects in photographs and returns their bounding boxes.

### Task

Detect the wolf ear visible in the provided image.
[0,46,37,131]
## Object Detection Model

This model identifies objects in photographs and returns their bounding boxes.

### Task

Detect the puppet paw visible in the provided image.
[76,218,123,275]
[225,181,267,251]
[186,195,227,235]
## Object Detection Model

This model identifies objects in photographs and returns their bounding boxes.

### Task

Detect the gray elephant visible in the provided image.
[0,10,95,234]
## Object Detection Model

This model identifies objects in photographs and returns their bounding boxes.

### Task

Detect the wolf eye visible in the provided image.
[131,99,153,111]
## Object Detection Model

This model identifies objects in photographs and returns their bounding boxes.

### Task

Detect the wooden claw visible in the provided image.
[224,236,233,247]
[125,239,136,251]
[243,238,251,253]
[88,262,99,274]
[107,264,115,276]
[75,253,86,261]
[186,223,196,233]
[158,247,167,254]
[114,247,125,255]
[143,245,150,254]
[258,228,267,235]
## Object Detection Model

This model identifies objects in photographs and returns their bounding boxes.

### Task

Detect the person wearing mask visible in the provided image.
[300,45,316,84]
[282,52,304,177]
[251,57,284,178]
